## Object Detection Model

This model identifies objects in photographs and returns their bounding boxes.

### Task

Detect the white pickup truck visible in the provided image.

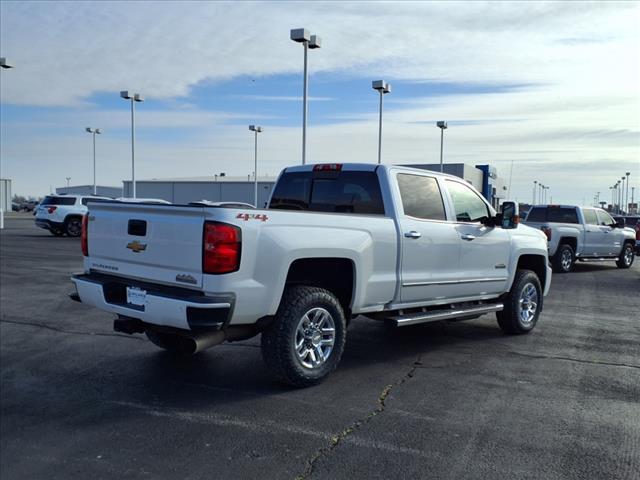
[523,205,636,273]
[71,163,551,387]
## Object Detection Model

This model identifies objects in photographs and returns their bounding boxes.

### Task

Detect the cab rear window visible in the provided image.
[526,207,578,223]
[269,171,384,215]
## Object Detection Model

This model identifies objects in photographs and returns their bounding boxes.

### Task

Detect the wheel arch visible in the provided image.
[282,257,355,318]
[515,254,547,289]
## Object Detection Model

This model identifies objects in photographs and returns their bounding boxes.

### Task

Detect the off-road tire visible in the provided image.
[616,243,635,269]
[261,286,347,388]
[497,269,542,334]
[552,244,574,273]
[64,216,82,237]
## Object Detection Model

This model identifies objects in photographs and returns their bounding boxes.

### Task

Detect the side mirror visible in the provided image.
[500,201,519,229]
[615,218,625,228]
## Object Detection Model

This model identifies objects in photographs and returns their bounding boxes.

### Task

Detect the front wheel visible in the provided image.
[497,269,542,334]
[261,286,346,387]
[616,243,635,269]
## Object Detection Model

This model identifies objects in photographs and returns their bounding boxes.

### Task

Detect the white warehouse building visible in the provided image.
[123,176,277,207]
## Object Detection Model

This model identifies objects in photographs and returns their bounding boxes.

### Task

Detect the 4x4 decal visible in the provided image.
[236,213,269,222]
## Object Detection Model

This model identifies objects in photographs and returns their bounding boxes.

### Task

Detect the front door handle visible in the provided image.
[404,231,422,239]
[461,234,476,241]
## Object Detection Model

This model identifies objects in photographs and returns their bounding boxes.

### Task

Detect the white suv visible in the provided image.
[35,195,110,237]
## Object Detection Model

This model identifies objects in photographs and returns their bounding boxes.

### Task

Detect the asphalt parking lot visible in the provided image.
[1,216,639,480]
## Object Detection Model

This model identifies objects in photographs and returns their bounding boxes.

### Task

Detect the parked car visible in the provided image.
[71,163,551,387]
[35,194,111,236]
[613,215,640,254]
[524,205,636,272]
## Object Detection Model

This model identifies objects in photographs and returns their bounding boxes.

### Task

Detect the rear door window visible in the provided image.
[41,196,76,206]
[397,174,446,220]
[583,209,598,225]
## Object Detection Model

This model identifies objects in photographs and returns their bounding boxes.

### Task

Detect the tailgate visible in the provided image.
[87,202,206,288]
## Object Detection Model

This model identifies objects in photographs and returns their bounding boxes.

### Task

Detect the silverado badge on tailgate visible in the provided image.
[126,240,147,253]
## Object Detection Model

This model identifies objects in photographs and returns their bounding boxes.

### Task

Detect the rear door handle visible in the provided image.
[461,234,476,241]
[404,231,422,239]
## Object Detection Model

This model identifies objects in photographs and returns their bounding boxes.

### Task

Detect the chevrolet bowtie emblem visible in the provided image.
[126,240,147,253]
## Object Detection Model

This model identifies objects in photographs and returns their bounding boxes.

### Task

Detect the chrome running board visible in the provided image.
[387,303,504,327]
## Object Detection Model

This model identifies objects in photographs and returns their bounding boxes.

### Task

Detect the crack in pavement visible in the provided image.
[508,350,640,370]
[295,354,423,480]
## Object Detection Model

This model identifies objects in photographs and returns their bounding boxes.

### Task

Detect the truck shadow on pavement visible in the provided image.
[97,317,518,410]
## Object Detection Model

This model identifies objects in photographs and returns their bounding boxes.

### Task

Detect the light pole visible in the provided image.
[625,172,631,214]
[437,121,448,173]
[85,128,102,195]
[290,28,321,165]
[0,57,13,229]
[66,177,71,188]
[120,91,144,198]
[372,80,391,164]
[533,181,537,205]
[249,125,263,207]
[620,176,626,213]
[616,180,621,213]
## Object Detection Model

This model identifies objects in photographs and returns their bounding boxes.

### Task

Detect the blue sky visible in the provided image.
[1,1,638,204]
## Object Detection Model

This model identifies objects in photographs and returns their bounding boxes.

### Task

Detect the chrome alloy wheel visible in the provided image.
[561,249,573,271]
[623,246,634,266]
[518,283,538,325]
[294,307,336,369]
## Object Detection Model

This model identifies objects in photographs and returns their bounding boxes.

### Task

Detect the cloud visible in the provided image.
[1,1,638,105]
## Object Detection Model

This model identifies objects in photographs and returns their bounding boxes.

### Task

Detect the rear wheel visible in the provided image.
[552,244,574,273]
[616,243,635,269]
[497,269,542,334]
[261,286,346,387]
[64,216,82,237]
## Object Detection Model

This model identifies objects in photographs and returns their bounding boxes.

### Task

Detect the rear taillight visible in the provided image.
[203,222,241,274]
[81,214,89,256]
[47,206,57,214]
[541,226,552,241]
[635,225,640,241]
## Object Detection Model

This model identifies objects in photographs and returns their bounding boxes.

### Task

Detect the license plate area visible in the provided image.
[126,286,147,310]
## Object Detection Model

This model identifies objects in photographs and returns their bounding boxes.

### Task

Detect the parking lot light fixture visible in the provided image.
[85,128,102,195]
[290,28,321,165]
[372,80,391,164]
[120,91,144,198]
[249,125,263,207]
[0,57,13,69]
[437,121,448,172]
[533,181,537,205]
[66,177,71,188]
[625,172,631,214]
